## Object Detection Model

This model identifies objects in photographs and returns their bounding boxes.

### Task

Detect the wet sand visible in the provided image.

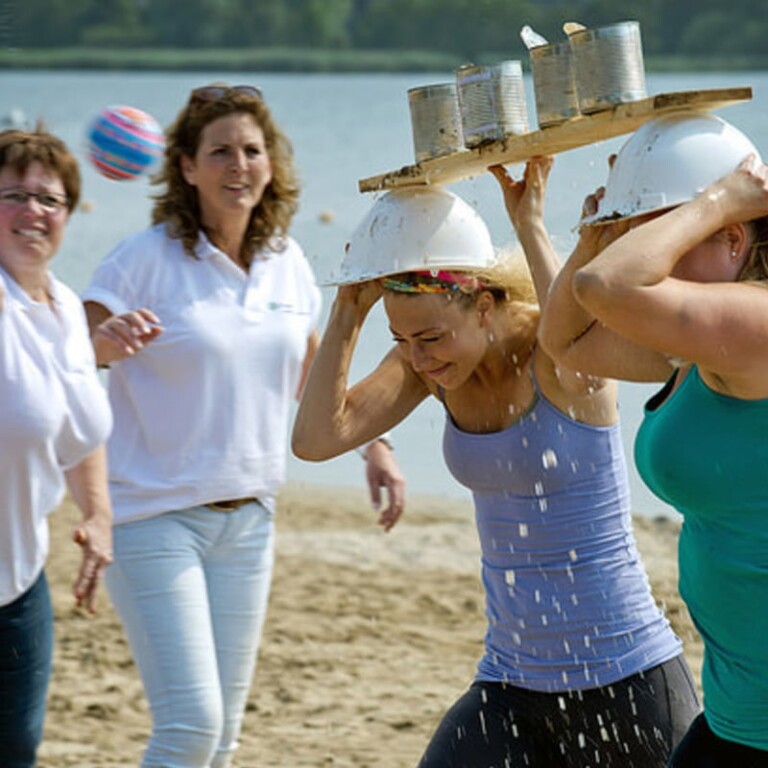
[38,484,702,767]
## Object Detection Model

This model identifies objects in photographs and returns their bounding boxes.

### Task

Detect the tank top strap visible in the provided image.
[529,343,544,398]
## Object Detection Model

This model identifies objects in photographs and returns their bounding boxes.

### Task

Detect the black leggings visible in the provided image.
[417,655,700,768]
[669,713,768,767]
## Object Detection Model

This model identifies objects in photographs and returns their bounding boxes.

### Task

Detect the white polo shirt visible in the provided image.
[82,224,321,525]
[0,268,112,606]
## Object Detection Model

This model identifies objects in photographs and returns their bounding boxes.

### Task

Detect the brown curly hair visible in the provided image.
[0,125,81,213]
[151,84,300,265]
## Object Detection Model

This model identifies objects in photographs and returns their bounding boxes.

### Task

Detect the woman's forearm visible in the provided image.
[574,190,726,311]
[65,445,111,525]
[538,233,603,361]
[517,220,562,307]
[292,295,367,460]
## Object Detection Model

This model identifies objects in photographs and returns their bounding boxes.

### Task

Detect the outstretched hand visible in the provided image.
[489,156,554,232]
[92,308,163,365]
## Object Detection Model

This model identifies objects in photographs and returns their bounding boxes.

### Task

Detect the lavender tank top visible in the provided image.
[441,375,681,691]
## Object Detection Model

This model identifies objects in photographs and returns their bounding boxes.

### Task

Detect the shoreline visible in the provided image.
[2,49,767,74]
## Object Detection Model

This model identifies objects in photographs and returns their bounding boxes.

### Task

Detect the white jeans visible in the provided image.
[105,502,274,768]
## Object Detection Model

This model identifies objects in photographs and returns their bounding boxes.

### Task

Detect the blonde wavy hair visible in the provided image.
[383,244,538,308]
[151,85,300,266]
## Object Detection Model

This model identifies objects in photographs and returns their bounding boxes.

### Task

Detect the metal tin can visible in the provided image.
[456,60,529,148]
[407,83,464,163]
[529,40,580,128]
[569,21,647,114]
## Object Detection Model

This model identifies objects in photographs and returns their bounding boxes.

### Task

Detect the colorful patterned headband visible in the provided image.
[382,270,484,294]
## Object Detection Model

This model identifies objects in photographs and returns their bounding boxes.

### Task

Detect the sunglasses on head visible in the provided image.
[189,85,263,104]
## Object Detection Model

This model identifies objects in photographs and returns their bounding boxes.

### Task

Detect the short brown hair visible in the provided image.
[0,126,81,212]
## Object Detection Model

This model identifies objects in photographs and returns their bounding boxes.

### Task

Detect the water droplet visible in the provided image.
[541,448,558,469]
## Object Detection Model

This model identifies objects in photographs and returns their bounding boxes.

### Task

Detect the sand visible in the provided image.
[37,484,703,767]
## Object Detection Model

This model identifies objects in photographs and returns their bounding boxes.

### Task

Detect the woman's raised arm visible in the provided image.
[292,282,428,461]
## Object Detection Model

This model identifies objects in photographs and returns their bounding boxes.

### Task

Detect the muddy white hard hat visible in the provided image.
[329,186,497,285]
[582,111,761,226]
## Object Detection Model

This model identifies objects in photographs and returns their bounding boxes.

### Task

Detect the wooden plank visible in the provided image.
[358,87,752,193]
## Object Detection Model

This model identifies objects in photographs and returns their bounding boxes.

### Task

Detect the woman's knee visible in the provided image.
[145,699,224,767]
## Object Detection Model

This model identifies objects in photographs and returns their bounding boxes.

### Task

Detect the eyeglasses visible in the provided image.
[0,189,69,212]
[189,85,263,105]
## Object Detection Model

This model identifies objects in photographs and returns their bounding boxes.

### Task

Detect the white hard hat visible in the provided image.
[329,186,497,285]
[582,111,761,226]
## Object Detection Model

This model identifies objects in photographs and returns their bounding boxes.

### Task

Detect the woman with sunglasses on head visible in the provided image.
[0,127,113,768]
[82,84,404,767]
[292,159,700,767]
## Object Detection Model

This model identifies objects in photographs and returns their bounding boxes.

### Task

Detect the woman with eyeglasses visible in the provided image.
[0,127,113,767]
[81,83,404,767]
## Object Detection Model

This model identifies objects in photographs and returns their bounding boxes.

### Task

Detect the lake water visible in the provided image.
[5,69,768,518]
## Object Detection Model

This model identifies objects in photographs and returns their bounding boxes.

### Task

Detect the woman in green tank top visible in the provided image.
[539,112,768,765]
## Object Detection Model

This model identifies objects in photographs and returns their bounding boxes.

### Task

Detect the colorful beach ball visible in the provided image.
[86,105,164,181]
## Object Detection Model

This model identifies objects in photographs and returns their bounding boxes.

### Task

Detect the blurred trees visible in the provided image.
[5,0,768,60]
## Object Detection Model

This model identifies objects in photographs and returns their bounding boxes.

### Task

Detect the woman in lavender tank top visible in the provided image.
[293,158,699,767]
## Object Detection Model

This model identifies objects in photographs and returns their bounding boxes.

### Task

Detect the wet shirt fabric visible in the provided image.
[442,374,681,693]
[635,366,768,751]
[0,268,112,606]
[82,224,321,524]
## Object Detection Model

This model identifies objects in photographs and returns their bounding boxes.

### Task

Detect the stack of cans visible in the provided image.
[528,20,646,128]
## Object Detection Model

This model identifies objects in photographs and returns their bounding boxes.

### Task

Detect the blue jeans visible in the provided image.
[0,571,54,768]
[105,502,274,768]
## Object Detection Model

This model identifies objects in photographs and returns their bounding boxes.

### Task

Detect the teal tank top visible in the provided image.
[635,366,768,751]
